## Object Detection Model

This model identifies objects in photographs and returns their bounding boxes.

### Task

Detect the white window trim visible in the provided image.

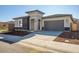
[15,20,18,27]
[15,19,23,27]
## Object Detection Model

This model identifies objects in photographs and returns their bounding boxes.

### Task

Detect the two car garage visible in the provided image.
[44,20,64,31]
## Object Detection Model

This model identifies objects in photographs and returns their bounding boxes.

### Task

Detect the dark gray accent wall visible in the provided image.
[15,16,30,30]
[22,16,30,30]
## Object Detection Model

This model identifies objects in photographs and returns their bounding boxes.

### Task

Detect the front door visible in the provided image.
[31,19,34,31]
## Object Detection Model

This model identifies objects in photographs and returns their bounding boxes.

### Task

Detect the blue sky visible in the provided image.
[0,5,79,21]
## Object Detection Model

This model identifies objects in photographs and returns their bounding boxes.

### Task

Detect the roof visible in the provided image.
[73,18,79,22]
[8,21,14,24]
[13,14,74,22]
[43,14,72,19]
[26,10,45,14]
[43,14,74,22]
[13,16,28,20]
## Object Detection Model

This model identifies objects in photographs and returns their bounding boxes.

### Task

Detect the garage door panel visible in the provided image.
[44,20,64,31]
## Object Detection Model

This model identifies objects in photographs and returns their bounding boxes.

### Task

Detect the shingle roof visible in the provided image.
[73,18,79,22]
[43,14,74,22]
[26,10,45,14]
[13,16,28,20]
[43,14,72,19]
[13,14,75,22]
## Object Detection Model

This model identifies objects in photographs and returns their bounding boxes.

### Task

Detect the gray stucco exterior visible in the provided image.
[22,16,30,30]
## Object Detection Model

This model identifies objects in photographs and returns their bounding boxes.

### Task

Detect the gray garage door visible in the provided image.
[44,20,64,31]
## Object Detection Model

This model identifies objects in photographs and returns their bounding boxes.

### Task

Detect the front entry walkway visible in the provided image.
[21,31,62,41]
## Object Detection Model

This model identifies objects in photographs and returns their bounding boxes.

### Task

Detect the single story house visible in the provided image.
[13,10,77,32]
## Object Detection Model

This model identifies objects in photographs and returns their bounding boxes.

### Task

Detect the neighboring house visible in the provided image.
[0,22,14,33]
[73,18,79,31]
[13,10,75,31]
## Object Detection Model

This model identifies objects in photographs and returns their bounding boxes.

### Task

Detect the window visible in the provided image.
[19,20,21,26]
[66,19,68,23]
[15,20,18,27]
[15,19,22,27]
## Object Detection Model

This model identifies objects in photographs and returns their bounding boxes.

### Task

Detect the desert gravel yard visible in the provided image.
[54,32,79,45]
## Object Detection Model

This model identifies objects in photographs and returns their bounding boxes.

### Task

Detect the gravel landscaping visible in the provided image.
[3,31,31,36]
[0,31,31,44]
[54,32,79,45]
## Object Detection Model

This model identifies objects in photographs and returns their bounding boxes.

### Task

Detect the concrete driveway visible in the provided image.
[22,31,62,41]
[13,31,63,52]
[15,31,79,53]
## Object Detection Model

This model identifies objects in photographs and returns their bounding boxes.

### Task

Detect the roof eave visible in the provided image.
[25,10,45,14]
[43,15,72,19]
[13,16,29,20]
